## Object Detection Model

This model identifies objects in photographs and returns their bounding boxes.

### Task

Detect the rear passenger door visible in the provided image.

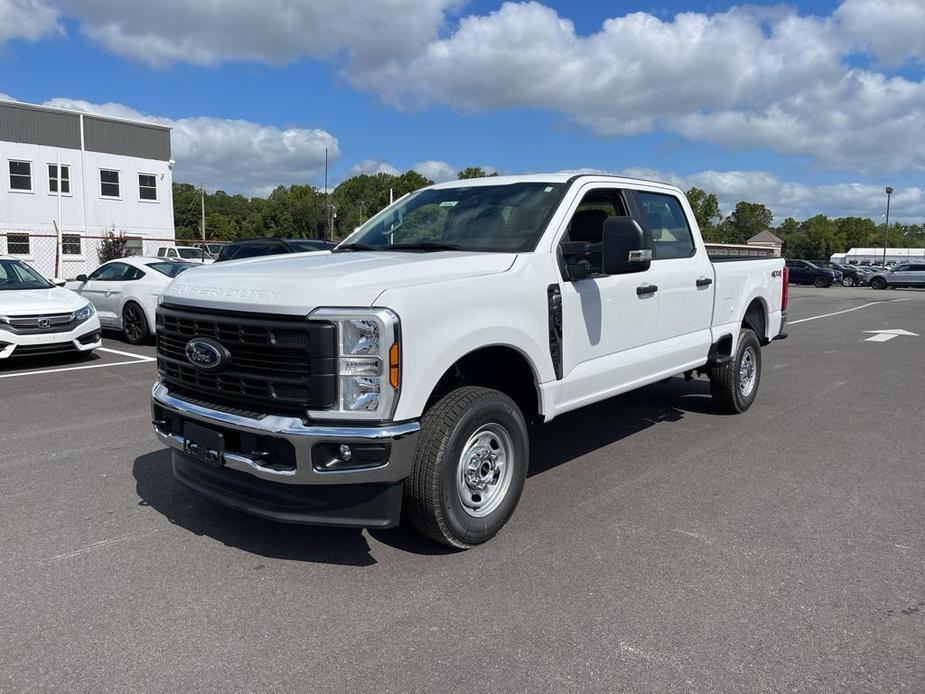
[631,190,714,372]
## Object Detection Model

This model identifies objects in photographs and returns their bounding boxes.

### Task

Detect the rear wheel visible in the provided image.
[813,275,828,288]
[122,302,150,345]
[709,329,762,414]
[405,386,529,548]
[870,276,887,290]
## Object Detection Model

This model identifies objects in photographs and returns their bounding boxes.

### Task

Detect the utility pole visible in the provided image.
[55,152,62,278]
[324,147,331,241]
[200,183,206,261]
[883,186,893,266]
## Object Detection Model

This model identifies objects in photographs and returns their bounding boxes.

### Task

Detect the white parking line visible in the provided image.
[98,346,156,362]
[0,358,154,379]
[789,298,911,325]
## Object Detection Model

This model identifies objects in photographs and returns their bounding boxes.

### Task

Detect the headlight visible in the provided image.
[72,303,96,323]
[308,308,401,421]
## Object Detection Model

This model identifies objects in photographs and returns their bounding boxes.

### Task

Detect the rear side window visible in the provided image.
[637,192,695,260]
[148,262,194,277]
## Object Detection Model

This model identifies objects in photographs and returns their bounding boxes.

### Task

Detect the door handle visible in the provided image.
[636,284,658,297]
[696,277,713,287]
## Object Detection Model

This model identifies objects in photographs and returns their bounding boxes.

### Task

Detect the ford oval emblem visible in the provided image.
[185,338,229,371]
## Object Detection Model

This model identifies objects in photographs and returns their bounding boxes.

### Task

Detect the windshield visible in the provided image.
[341,182,566,253]
[177,248,204,259]
[148,261,195,278]
[0,259,53,290]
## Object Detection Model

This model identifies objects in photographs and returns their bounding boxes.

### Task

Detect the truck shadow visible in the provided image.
[132,377,719,563]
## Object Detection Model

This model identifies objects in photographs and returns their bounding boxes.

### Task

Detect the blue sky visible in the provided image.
[1,0,923,222]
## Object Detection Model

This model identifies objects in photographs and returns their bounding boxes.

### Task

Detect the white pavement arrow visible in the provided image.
[863,329,919,343]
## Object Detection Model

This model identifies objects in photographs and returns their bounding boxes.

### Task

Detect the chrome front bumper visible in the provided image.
[151,382,421,486]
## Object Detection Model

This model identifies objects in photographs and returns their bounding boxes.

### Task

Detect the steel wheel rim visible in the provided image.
[124,306,143,342]
[739,347,757,398]
[456,423,515,518]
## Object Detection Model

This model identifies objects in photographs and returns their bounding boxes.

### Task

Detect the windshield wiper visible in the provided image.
[333,242,380,252]
[387,242,462,252]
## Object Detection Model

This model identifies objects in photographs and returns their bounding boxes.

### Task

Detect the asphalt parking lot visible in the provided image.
[1,286,923,693]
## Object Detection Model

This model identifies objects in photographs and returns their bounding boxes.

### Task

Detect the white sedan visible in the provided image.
[0,255,101,360]
[68,257,195,344]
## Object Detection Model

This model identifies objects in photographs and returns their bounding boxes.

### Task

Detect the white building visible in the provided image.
[831,248,925,265]
[1,98,175,278]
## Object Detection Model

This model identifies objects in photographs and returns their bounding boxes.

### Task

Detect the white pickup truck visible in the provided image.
[151,174,787,548]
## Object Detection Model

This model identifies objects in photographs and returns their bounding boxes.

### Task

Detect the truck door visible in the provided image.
[631,190,714,372]
[555,184,661,410]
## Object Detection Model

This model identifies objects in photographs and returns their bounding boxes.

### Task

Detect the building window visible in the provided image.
[100,169,120,198]
[62,234,82,255]
[138,174,157,201]
[124,238,143,256]
[48,164,71,194]
[6,233,30,255]
[9,161,32,191]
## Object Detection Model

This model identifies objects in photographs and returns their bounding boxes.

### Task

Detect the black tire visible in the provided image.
[709,328,762,414]
[870,276,887,290]
[405,386,529,549]
[813,275,828,288]
[122,302,150,345]
[842,276,857,287]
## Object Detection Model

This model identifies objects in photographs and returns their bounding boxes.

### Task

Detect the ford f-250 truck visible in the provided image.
[151,174,787,548]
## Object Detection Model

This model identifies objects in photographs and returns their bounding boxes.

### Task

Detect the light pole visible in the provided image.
[882,186,893,266]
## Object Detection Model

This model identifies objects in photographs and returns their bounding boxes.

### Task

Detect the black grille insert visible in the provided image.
[156,305,337,415]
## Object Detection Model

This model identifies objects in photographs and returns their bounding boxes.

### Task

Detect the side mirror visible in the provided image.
[75,274,89,283]
[51,278,67,287]
[601,216,652,274]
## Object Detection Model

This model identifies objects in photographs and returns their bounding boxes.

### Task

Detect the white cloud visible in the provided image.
[55,0,459,69]
[9,1,925,177]
[349,159,400,177]
[42,98,339,195]
[349,1,925,175]
[0,0,60,43]
[836,0,925,65]
[412,160,458,183]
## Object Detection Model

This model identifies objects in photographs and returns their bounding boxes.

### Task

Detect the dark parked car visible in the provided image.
[811,261,866,287]
[785,259,840,288]
[216,237,337,262]
[867,263,925,290]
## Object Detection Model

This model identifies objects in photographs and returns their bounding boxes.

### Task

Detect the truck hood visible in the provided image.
[0,286,90,316]
[161,250,517,315]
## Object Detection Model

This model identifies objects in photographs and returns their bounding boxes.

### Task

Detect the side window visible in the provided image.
[125,266,145,280]
[564,188,627,245]
[89,263,129,281]
[637,192,695,260]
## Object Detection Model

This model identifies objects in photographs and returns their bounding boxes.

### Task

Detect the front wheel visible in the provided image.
[870,277,887,290]
[842,276,856,287]
[405,386,529,548]
[813,275,828,288]
[709,328,762,414]
[122,302,150,345]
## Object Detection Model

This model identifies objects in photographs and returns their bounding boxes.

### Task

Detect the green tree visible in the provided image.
[457,167,495,180]
[685,187,721,233]
[723,201,774,244]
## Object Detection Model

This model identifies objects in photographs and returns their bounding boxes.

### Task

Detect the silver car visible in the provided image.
[868,263,925,290]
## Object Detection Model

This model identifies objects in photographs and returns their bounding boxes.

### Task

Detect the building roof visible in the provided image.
[746,229,783,244]
[0,97,170,131]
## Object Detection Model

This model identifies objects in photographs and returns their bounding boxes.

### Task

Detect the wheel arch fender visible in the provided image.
[394,328,547,422]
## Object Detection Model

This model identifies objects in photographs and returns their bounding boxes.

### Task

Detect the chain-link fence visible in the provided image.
[1,232,180,279]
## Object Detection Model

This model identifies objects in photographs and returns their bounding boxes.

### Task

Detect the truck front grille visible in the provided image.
[156,304,337,416]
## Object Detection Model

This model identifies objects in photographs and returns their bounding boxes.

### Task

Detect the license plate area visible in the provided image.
[183,421,225,467]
